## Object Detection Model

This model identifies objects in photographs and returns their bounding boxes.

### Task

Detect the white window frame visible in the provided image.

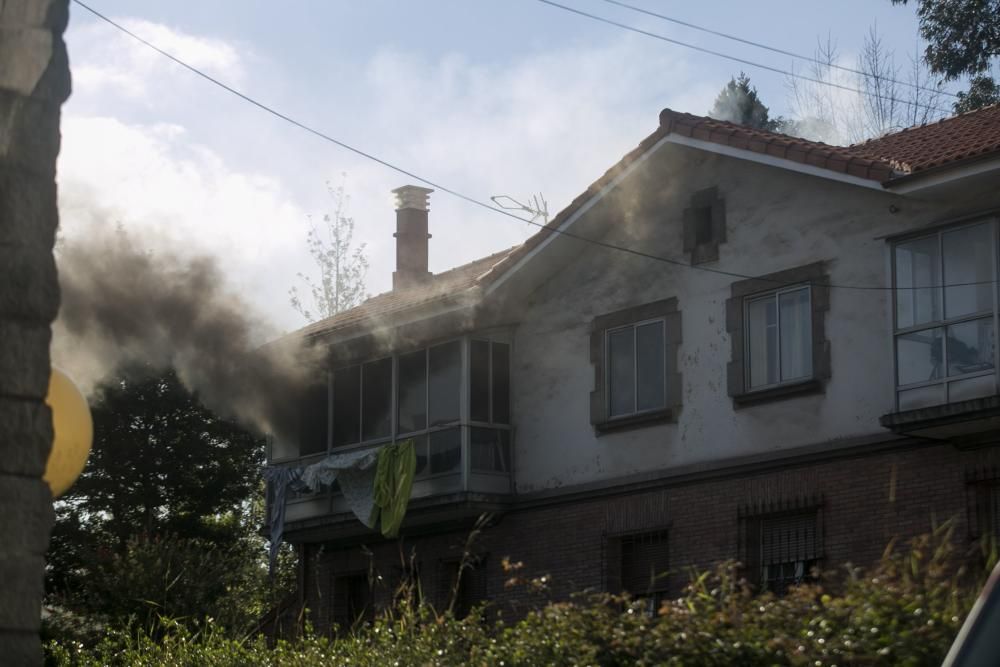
[742,284,813,392]
[605,317,668,420]
[890,219,1000,411]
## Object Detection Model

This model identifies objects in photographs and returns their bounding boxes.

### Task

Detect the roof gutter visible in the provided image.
[664,133,890,191]
[882,154,1000,194]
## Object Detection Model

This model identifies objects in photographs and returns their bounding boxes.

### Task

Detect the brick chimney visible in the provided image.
[392,185,433,290]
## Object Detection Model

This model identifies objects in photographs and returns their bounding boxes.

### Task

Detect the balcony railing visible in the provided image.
[267,426,512,529]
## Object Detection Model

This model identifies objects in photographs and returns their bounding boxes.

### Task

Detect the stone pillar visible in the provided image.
[0,0,71,663]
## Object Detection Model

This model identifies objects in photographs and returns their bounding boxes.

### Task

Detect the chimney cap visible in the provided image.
[392,185,434,211]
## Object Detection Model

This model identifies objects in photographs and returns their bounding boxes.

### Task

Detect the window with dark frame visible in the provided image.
[969,478,1000,541]
[297,336,511,480]
[331,572,372,631]
[741,509,821,595]
[437,557,488,620]
[744,285,813,391]
[607,319,666,419]
[892,220,998,412]
[619,530,670,616]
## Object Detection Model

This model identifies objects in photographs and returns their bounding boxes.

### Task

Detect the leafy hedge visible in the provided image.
[47,525,988,667]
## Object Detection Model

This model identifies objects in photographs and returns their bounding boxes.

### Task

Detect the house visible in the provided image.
[266,104,1000,630]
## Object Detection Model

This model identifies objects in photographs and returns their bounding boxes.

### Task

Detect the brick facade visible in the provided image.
[295,439,998,631]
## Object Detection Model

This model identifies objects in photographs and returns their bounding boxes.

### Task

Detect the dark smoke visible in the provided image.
[53,226,317,440]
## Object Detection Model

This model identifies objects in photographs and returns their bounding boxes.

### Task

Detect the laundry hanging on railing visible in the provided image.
[262,465,307,576]
[300,447,381,528]
[372,439,417,539]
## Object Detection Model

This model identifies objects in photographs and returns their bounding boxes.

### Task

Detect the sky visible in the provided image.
[58,0,938,334]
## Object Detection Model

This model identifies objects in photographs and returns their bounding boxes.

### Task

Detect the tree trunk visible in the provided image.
[0,0,71,663]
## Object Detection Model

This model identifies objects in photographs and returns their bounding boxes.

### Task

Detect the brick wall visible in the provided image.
[298,440,996,630]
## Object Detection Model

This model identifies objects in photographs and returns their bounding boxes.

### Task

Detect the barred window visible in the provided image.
[969,479,1000,540]
[741,508,822,595]
[619,530,670,615]
[437,558,488,620]
[331,573,371,631]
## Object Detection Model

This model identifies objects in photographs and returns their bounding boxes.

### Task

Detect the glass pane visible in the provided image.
[946,318,995,377]
[896,328,943,386]
[492,343,511,424]
[299,380,328,456]
[894,235,941,329]
[779,288,812,382]
[428,341,461,426]
[332,365,360,447]
[943,223,993,320]
[635,321,665,411]
[397,350,426,434]
[898,385,944,411]
[361,358,392,441]
[470,340,490,423]
[747,296,778,389]
[407,435,429,478]
[950,374,995,403]
[471,428,510,473]
[429,428,462,475]
[608,327,635,417]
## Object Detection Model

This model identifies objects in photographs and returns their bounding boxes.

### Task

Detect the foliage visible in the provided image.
[45,368,290,640]
[710,73,787,132]
[891,0,1000,112]
[48,525,986,666]
[288,176,369,322]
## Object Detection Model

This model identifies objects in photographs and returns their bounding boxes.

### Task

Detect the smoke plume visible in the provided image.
[53,225,318,440]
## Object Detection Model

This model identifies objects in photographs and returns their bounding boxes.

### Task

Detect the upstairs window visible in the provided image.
[470,340,511,425]
[332,360,392,448]
[607,320,666,419]
[298,379,329,456]
[745,286,813,390]
[893,221,998,411]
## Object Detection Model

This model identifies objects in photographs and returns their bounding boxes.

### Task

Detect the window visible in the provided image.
[437,558,488,619]
[470,340,511,425]
[969,477,1000,541]
[298,379,329,456]
[682,186,726,264]
[331,573,371,630]
[892,221,998,411]
[608,320,666,418]
[590,299,681,431]
[726,262,829,406]
[745,286,813,390]
[741,509,821,595]
[619,530,670,616]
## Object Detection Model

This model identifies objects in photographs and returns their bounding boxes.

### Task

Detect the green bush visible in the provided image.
[47,525,988,667]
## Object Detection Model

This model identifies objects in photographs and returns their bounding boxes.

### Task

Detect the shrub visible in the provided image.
[47,524,986,667]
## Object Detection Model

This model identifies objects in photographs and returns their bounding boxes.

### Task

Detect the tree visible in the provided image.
[892,0,1000,112]
[289,176,369,322]
[785,27,945,144]
[709,72,785,131]
[45,367,283,636]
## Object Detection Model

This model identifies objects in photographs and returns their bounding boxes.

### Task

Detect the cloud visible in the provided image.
[60,17,719,333]
[67,17,246,102]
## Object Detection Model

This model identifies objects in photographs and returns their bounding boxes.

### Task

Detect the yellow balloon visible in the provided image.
[44,368,93,498]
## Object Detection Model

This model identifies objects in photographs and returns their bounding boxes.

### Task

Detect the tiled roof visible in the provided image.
[658,108,897,181]
[297,246,518,339]
[848,103,1000,175]
[296,105,1000,339]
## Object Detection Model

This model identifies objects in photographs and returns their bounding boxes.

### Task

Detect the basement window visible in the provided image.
[620,530,670,616]
[740,509,822,595]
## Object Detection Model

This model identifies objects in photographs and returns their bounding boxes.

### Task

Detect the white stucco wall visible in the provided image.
[510,143,1000,493]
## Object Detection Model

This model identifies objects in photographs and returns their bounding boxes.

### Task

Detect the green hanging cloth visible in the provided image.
[372,439,417,538]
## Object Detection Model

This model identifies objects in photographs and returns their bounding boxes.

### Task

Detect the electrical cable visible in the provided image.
[535,0,952,116]
[599,0,958,100]
[71,0,993,291]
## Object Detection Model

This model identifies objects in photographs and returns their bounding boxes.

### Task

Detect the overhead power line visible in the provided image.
[535,0,952,116]
[599,0,958,100]
[71,0,990,292]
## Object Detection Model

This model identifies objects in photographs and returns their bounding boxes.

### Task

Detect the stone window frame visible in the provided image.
[725,261,831,407]
[590,298,682,434]
[683,186,727,264]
